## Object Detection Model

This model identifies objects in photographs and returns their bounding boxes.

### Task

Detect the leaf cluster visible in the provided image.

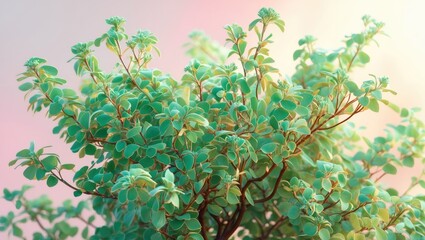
[2,8,425,240]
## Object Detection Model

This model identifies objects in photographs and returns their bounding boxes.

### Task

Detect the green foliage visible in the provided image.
[3,7,425,240]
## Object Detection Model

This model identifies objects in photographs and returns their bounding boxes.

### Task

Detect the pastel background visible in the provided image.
[1,0,424,238]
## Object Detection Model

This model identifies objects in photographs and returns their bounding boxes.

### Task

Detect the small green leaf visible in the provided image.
[102,103,116,113]
[295,105,310,116]
[261,142,277,154]
[358,51,370,64]
[78,111,90,129]
[186,113,209,127]
[303,222,318,236]
[84,181,97,192]
[281,100,297,111]
[73,190,82,197]
[97,114,112,126]
[12,225,23,237]
[226,191,239,205]
[18,82,33,91]
[293,49,303,60]
[47,175,59,187]
[288,205,300,219]
[40,65,58,76]
[402,156,414,167]
[341,190,352,203]
[61,164,75,170]
[359,96,369,107]
[272,107,289,121]
[383,164,397,174]
[124,144,140,158]
[49,102,62,115]
[349,213,361,231]
[127,126,142,139]
[375,227,388,240]
[85,144,97,155]
[82,227,89,239]
[164,169,175,182]
[127,188,137,201]
[16,149,31,158]
[152,210,166,229]
[368,98,379,112]
[146,147,157,158]
[116,140,127,152]
[183,154,194,170]
[118,189,128,204]
[239,79,251,94]
[322,178,332,192]
[319,228,330,240]
[249,18,261,31]
[186,219,201,231]
[41,155,59,171]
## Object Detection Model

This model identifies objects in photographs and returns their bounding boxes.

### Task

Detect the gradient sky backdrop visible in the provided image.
[1,0,424,238]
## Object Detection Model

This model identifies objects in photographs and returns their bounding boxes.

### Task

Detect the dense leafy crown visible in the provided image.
[2,7,425,240]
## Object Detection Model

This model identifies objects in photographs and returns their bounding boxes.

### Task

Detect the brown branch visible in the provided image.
[115,40,153,102]
[234,38,247,105]
[254,165,287,204]
[323,200,340,211]
[242,163,277,194]
[318,105,364,131]
[22,200,57,240]
[52,170,116,199]
[259,216,287,240]
[211,214,223,238]
[374,169,388,183]
[383,209,408,230]
[254,22,268,99]
[321,189,334,205]
[198,199,208,240]
[196,80,203,101]
[347,45,361,72]
[34,215,57,239]
[76,215,97,229]
[341,202,370,218]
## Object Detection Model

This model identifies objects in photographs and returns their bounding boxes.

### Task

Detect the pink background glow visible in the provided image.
[1,0,424,238]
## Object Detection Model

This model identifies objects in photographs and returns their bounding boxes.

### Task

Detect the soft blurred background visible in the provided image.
[1,0,424,238]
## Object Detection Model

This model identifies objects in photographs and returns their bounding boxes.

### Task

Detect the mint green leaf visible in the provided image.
[124,144,140,158]
[359,96,369,107]
[261,142,277,154]
[73,190,82,197]
[127,126,141,139]
[281,100,297,111]
[248,18,261,31]
[319,228,330,240]
[152,210,166,229]
[47,175,58,187]
[288,205,300,219]
[78,111,90,129]
[272,107,289,121]
[186,113,209,127]
[127,188,137,201]
[18,82,33,91]
[239,79,251,94]
[368,98,379,112]
[358,51,370,64]
[41,156,58,171]
[186,219,201,231]
[40,65,58,76]
[383,163,397,174]
[49,102,62,115]
[303,222,318,236]
[12,225,23,237]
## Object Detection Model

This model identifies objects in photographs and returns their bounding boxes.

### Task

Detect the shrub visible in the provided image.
[2,8,425,240]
